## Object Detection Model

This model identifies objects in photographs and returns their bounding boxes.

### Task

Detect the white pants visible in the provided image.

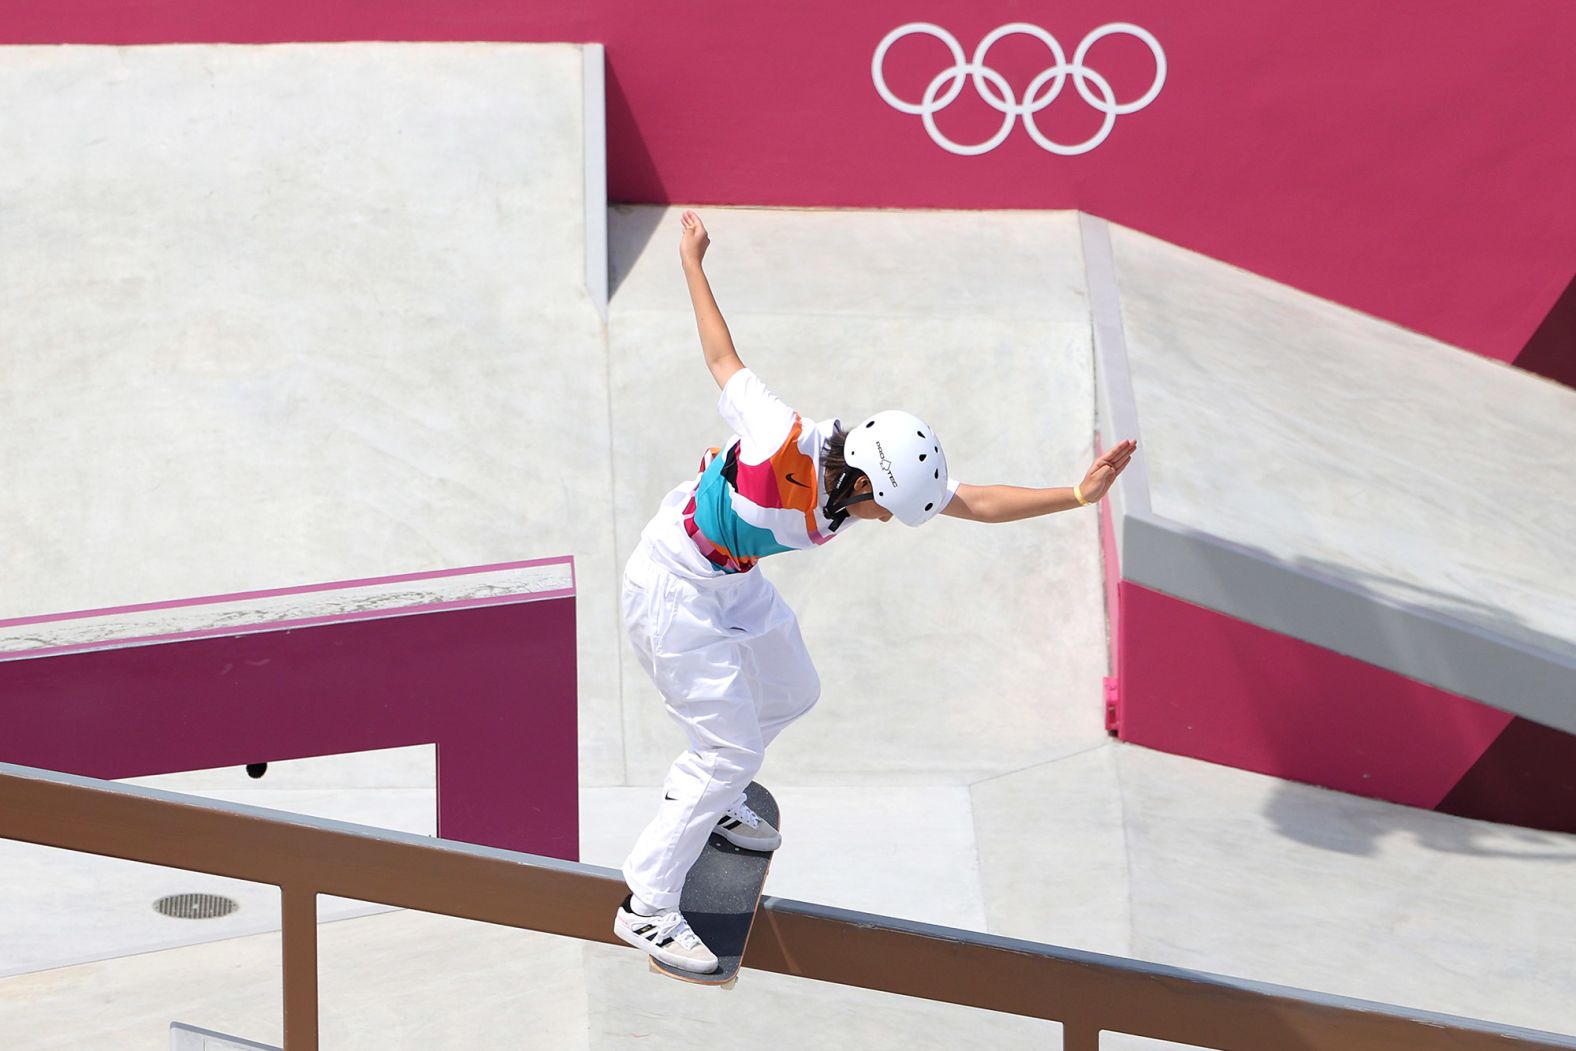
[620,540,820,910]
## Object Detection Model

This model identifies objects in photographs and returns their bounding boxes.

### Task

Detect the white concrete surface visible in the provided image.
[609,206,1108,787]
[1110,224,1576,664]
[1,41,1573,1043]
[0,748,436,978]
[0,909,1068,1051]
[0,561,570,656]
[1116,748,1576,1034]
[170,1022,280,1050]
[1069,745,1576,1035]
[972,745,1133,956]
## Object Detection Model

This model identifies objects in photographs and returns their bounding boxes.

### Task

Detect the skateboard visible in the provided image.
[648,781,778,989]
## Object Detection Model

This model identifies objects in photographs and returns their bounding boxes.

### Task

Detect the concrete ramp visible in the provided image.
[1086,215,1576,829]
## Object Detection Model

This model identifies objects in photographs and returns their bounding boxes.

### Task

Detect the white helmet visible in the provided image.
[842,410,950,526]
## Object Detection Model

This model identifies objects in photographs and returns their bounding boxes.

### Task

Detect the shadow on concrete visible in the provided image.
[607,203,666,302]
[1125,518,1576,855]
[603,55,666,204]
[1263,775,1576,862]
[1214,543,1576,857]
[1514,269,1576,391]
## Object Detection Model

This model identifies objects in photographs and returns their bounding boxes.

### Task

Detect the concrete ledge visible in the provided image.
[170,1022,280,1051]
[582,44,607,322]
[1123,513,1576,729]
[1083,212,1576,733]
[0,558,573,662]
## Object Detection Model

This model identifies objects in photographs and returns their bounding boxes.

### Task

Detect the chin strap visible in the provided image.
[823,473,874,533]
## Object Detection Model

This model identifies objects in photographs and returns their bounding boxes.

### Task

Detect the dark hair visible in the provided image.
[821,422,864,530]
[821,423,850,482]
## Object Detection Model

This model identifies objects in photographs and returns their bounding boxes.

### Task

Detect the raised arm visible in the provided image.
[679,210,745,391]
[941,440,1138,523]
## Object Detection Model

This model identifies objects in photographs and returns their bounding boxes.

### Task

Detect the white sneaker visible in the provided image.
[613,896,719,974]
[715,796,782,851]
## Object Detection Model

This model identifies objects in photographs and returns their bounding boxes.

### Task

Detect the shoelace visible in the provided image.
[725,801,761,829]
[654,911,701,949]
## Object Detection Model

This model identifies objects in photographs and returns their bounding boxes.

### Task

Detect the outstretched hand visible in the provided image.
[679,209,710,268]
[1079,440,1138,503]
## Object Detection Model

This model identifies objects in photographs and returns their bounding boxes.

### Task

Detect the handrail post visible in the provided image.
[281,887,319,1051]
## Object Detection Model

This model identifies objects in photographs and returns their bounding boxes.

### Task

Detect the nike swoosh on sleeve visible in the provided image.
[784,472,810,488]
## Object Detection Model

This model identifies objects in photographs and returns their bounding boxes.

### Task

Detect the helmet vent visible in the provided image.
[865,420,876,428]
[919,453,927,462]
[925,502,934,511]
[934,469,940,479]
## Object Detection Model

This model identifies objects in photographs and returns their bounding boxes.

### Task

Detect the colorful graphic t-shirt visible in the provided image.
[640,369,850,578]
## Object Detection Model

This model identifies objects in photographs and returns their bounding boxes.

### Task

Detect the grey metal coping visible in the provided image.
[170,1023,281,1051]
[1079,213,1576,733]
[4,761,1574,1049]
[582,44,608,323]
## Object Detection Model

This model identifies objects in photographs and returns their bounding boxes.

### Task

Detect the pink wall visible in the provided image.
[5,0,1573,379]
[1115,580,1553,818]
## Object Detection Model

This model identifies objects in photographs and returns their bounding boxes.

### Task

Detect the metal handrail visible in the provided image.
[3,761,1573,1051]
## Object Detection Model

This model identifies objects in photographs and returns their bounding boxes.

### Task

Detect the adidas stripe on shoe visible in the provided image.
[714,798,782,851]
[613,895,718,974]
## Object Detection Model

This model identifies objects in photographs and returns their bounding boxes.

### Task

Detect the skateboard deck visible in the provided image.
[648,781,778,988]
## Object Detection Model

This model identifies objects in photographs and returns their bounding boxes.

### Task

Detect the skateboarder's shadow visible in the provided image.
[1265,779,1576,861]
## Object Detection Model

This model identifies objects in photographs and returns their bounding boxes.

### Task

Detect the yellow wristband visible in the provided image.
[1074,483,1089,507]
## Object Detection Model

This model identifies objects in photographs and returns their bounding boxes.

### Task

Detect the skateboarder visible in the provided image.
[613,210,1137,974]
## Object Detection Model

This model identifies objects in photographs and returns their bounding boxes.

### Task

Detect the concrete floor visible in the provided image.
[1,42,1573,1050]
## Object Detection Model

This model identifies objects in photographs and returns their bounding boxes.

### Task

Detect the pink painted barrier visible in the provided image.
[0,560,580,860]
[1112,581,1576,833]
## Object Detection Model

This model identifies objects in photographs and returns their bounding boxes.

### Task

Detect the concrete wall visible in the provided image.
[0,42,626,780]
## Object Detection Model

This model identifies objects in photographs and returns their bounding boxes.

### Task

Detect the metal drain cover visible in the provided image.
[154,893,240,920]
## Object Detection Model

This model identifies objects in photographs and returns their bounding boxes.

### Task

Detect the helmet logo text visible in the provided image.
[875,441,898,487]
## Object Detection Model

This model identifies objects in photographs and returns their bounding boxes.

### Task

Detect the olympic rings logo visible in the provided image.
[871,22,1166,156]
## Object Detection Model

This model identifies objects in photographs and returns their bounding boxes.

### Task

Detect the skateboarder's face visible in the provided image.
[844,475,893,522]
